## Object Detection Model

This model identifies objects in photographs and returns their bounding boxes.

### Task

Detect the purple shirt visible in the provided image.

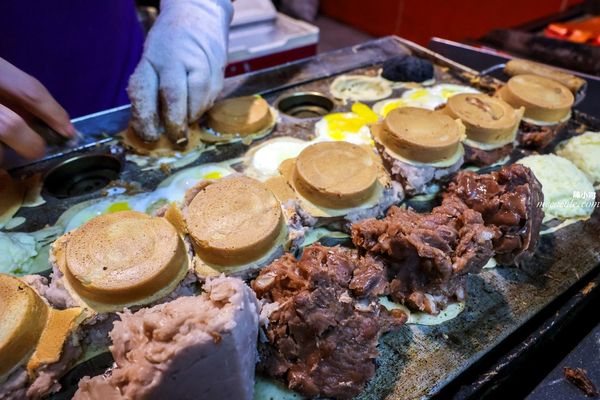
[0,1,144,117]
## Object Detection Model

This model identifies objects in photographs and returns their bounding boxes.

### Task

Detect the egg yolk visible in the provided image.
[440,88,457,99]
[406,89,429,100]
[203,171,223,180]
[323,103,378,140]
[351,102,379,123]
[381,100,407,117]
[323,114,362,137]
[106,202,131,213]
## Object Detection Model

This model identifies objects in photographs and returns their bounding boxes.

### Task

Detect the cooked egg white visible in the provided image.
[254,377,304,400]
[483,257,497,269]
[373,84,480,117]
[379,296,466,325]
[314,102,378,146]
[518,154,595,221]
[522,111,572,127]
[430,83,480,100]
[301,227,350,248]
[373,88,444,116]
[243,137,311,180]
[62,162,235,232]
[372,98,409,117]
[126,148,206,171]
[402,87,447,109]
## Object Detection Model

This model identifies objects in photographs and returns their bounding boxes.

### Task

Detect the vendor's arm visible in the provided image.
[128,0,233,145]
[0,58,75,161]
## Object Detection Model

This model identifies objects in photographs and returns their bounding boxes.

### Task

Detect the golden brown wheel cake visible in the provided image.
[443,93,523,146]
[293,141,379,209]
[440,93,524,166]
[51,210,189,313]
[0,274,85,399]
[370,107,466,194]
[503,59,586,95]
[185,176,289,278]
[496,74,575,149]
[200,96,277,143]
[0,274,48,379]
[377,107,465,163]
[275,141,402,233]
[497,74,574,124]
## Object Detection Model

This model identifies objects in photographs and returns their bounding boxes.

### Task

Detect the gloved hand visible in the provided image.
[0,58,75,163]
[128,0,233,146]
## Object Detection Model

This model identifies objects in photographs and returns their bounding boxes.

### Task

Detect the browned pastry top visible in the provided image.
[497,74,573,123]
[64,211,187,305]
[186,176,284,266]
[0,274,48,377]
[207,96,273,135]
[443,93,522,145]
[375,107,465,163]
[504,59,586,94]
[292,141,379,209]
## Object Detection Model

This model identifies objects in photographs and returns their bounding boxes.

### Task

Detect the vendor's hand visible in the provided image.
[128,0,233,145]
[0,58,75,162]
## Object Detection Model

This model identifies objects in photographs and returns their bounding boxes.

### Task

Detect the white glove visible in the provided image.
[128,0,233,145]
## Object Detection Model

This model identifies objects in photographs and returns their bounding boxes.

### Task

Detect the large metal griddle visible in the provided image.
[6,36,600,399]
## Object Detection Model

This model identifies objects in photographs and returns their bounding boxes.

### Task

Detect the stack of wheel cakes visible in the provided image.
[1,55,597,400]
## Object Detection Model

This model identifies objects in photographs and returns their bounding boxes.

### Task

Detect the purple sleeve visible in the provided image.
[0,0,144,117]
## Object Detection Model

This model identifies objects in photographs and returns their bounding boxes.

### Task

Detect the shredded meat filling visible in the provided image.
[253,244,406,400]
[444,164,544,265]
[518,120,566,149]
[352,197,496,314]
[463,142,513,167]
[375,142,463,195]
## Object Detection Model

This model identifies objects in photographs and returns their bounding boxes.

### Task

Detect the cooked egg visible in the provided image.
[372,98,408,117]
[62,163,235,232]
[126,148,205,171]
[430,83,480,99]
[254,377,303,400]
[379,296,466,325]
[243,137,310,180]
[314,103,378,146]
[373,88,444,116]
[402,88,446,109]
[522,112,572,127]
[373,84,480,117]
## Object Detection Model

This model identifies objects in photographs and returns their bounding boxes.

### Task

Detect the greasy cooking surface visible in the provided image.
[362,210,600,399]
[5,37,600,399]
